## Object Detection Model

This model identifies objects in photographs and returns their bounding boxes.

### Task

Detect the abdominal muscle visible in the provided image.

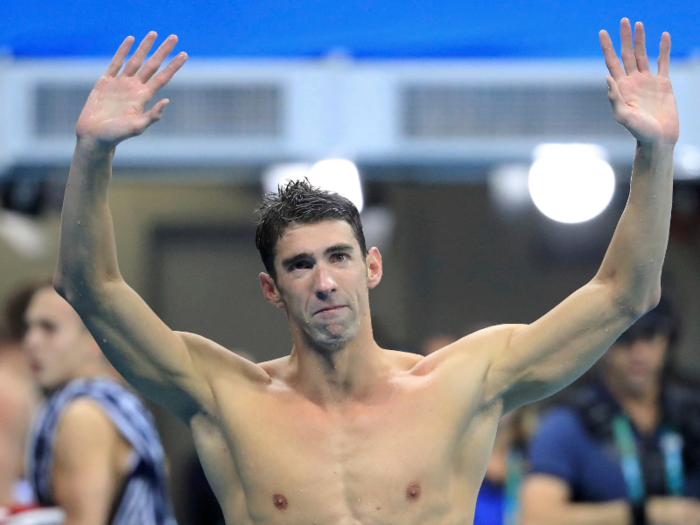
[190,351,501,525]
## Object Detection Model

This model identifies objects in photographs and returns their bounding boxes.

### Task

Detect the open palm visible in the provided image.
[76,33,187,147]
[600,19,678,144]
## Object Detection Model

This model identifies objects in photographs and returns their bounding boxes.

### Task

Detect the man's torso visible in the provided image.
[191,345,504,525]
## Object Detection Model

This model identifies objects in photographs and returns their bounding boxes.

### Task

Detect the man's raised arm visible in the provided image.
[479,19,679,412]
[55,34,228,421]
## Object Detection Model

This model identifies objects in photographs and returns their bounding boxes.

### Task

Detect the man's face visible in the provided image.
[263,220,380,350]
[603,333,668,396]
[24,287,93,391]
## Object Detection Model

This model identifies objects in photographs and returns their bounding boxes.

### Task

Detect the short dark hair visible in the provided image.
[3,281,48,342]
[255,179,367,280]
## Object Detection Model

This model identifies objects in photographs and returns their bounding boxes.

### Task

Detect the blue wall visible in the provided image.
[2,0,699,59]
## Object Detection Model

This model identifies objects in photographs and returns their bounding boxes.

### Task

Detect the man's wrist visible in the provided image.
[74,137,115,164]
[636,139,676,157]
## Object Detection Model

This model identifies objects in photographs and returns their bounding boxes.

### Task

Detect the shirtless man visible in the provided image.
[54,19,678,524]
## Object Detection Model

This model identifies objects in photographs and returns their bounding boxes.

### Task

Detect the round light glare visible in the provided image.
[528,145,615,224]
[308,159,364,212]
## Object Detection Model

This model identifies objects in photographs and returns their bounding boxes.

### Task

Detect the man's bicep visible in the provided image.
[486,279,636,411]
[71,279,213,419]
[51,400,123,525]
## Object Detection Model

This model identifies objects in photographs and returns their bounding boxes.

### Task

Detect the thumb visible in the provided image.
[131,99,169,136]
[144,98,169,125]
[605,76,627,117]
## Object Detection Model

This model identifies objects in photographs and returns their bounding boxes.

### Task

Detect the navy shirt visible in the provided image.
[529,384,700,502]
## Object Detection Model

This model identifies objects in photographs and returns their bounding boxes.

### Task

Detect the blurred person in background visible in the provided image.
[23,283,176,525]
[0,330,35,510]
[521,298,700,525]
[0,286,38,512]
[53,18,679,525]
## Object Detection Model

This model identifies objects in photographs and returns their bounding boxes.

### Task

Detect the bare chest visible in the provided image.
[200,377,491,525]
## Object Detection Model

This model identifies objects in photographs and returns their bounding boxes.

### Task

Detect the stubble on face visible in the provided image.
[272,221,370,354]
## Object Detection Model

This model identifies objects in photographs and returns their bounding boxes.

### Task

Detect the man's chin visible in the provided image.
[308,325,357,349]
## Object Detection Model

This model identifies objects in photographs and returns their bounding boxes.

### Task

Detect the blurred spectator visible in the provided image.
[0,330,36,508]
[23,283,177,525]
[0,285,38,509]
[522,297,700,525]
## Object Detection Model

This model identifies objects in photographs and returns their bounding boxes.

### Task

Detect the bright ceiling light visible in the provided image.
[528,144,615,224]
[675,145,700,179]
[262,163,314,194]
[262,159,364,212]
[489,164,531,212]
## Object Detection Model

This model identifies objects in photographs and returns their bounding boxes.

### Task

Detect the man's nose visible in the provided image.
[23,328,39,353]
[314,264,337,298]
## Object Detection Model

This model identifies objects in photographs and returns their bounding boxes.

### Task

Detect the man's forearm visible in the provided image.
[595,141,674,311]
[55,140,122,302]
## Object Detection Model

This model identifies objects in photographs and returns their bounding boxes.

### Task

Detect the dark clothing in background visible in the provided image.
[27,378,177,525]
[529,382,700,502]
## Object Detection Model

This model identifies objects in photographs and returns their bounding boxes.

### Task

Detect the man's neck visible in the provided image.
[286,323,391,407]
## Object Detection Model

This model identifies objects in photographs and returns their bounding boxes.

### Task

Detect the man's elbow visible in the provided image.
[53,270,84,306]
[617,283,662,320]
[53,272,70,300]
[601,275,662,321]
[53,269,108,309]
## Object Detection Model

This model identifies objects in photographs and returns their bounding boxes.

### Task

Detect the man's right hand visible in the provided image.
[647,496,700,525]
[75,32,187,148]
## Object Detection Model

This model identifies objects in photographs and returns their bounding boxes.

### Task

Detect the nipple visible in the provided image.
[406,482,421,502]
[273,493,289,510]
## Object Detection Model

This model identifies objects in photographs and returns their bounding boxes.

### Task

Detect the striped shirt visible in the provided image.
[27,377,177,525]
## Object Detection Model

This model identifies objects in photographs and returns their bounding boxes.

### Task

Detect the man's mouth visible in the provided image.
[314,305,346,315]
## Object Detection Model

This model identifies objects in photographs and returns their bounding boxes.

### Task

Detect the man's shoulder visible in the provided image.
[54,397,122,455]
[54,377,139,407]
[58,396,114,429]
[177,331,272,386]
[46,378,156,445]
[414,324,518,375]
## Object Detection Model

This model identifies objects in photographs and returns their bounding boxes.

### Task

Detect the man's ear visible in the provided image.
[366,247,383,290]
[260,273,285,308]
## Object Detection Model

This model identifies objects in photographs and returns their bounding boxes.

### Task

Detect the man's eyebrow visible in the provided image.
[281,245,354,268]
[325,244,354,255]
[281,252,314,268]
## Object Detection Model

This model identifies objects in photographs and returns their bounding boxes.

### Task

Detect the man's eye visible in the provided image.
[331,253,348,262]
[292,261,311,270]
